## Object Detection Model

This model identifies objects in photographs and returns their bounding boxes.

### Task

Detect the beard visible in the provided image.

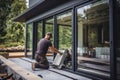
[47,37,51,40]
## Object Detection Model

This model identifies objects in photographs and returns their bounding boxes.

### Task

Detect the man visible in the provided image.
[32,32,62,70]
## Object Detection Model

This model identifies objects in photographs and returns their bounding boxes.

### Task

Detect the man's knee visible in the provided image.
[35,63,49,69]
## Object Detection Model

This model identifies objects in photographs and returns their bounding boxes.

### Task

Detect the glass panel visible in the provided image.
[77,0,110,77]
[45,18,54,56]
[26,23,33,57]
[45,18,54,44]
[37,21,42,42]
[116,0,120,80]
[57,11,72,68]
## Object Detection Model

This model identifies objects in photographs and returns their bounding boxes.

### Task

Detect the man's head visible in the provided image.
[45,32,52,40]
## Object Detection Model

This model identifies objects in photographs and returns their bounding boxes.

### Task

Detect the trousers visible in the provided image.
[35,54,49,69]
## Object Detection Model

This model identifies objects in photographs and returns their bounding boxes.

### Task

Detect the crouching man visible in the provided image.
[32,32,62,70]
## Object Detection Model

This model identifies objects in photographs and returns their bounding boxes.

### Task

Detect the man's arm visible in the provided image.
[49,46,62,55]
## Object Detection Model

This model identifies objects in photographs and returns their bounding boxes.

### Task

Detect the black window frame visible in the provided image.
[24,0,116,79]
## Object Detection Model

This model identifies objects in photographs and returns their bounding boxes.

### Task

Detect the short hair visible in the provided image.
[46,32,52,38]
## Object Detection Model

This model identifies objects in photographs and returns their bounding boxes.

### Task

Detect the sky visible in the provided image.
[26,0,29,8]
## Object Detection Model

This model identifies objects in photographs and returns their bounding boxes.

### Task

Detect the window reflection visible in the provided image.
[57,11,72,68]
[77,0,110,77]
[37,21,42,42]
[57,12,72,49]
[45,18,54,56]
[26,23,33,57]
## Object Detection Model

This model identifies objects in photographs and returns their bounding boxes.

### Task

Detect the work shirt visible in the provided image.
[36,38,52,56]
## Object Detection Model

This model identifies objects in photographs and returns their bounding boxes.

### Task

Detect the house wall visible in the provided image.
[24,0,118,80]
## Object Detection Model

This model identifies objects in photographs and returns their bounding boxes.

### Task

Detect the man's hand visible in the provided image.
[49,46,63,55]
[58,52,63,55]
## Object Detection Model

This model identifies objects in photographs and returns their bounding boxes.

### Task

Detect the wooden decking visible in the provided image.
[0,53,92,80]
[9,52,25,58]
[8,57,92,80]
[0,55,43,80]
[0,52,53,58]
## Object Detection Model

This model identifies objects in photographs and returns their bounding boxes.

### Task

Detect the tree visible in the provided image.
[6,0,27,43]
[0,0,13,43]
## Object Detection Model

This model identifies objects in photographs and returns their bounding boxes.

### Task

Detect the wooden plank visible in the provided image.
[0,55,43,80]
[8,55,25,58]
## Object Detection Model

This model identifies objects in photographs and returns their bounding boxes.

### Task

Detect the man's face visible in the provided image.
[46,35,51,40]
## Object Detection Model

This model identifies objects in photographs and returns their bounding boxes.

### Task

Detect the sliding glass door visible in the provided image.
[77,0,110,77]
[57,11,72,68]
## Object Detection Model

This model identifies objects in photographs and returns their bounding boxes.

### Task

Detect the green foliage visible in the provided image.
[0,42,24,48]
[26,23,33,49]
[37,22,42,42]
[6,0,27,43]
[0,0,27,47]
[0,0,13,42]
[59,25,72,49]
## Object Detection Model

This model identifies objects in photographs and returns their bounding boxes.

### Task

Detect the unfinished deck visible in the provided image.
[0,55,43,80]
[8,57,92,80]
